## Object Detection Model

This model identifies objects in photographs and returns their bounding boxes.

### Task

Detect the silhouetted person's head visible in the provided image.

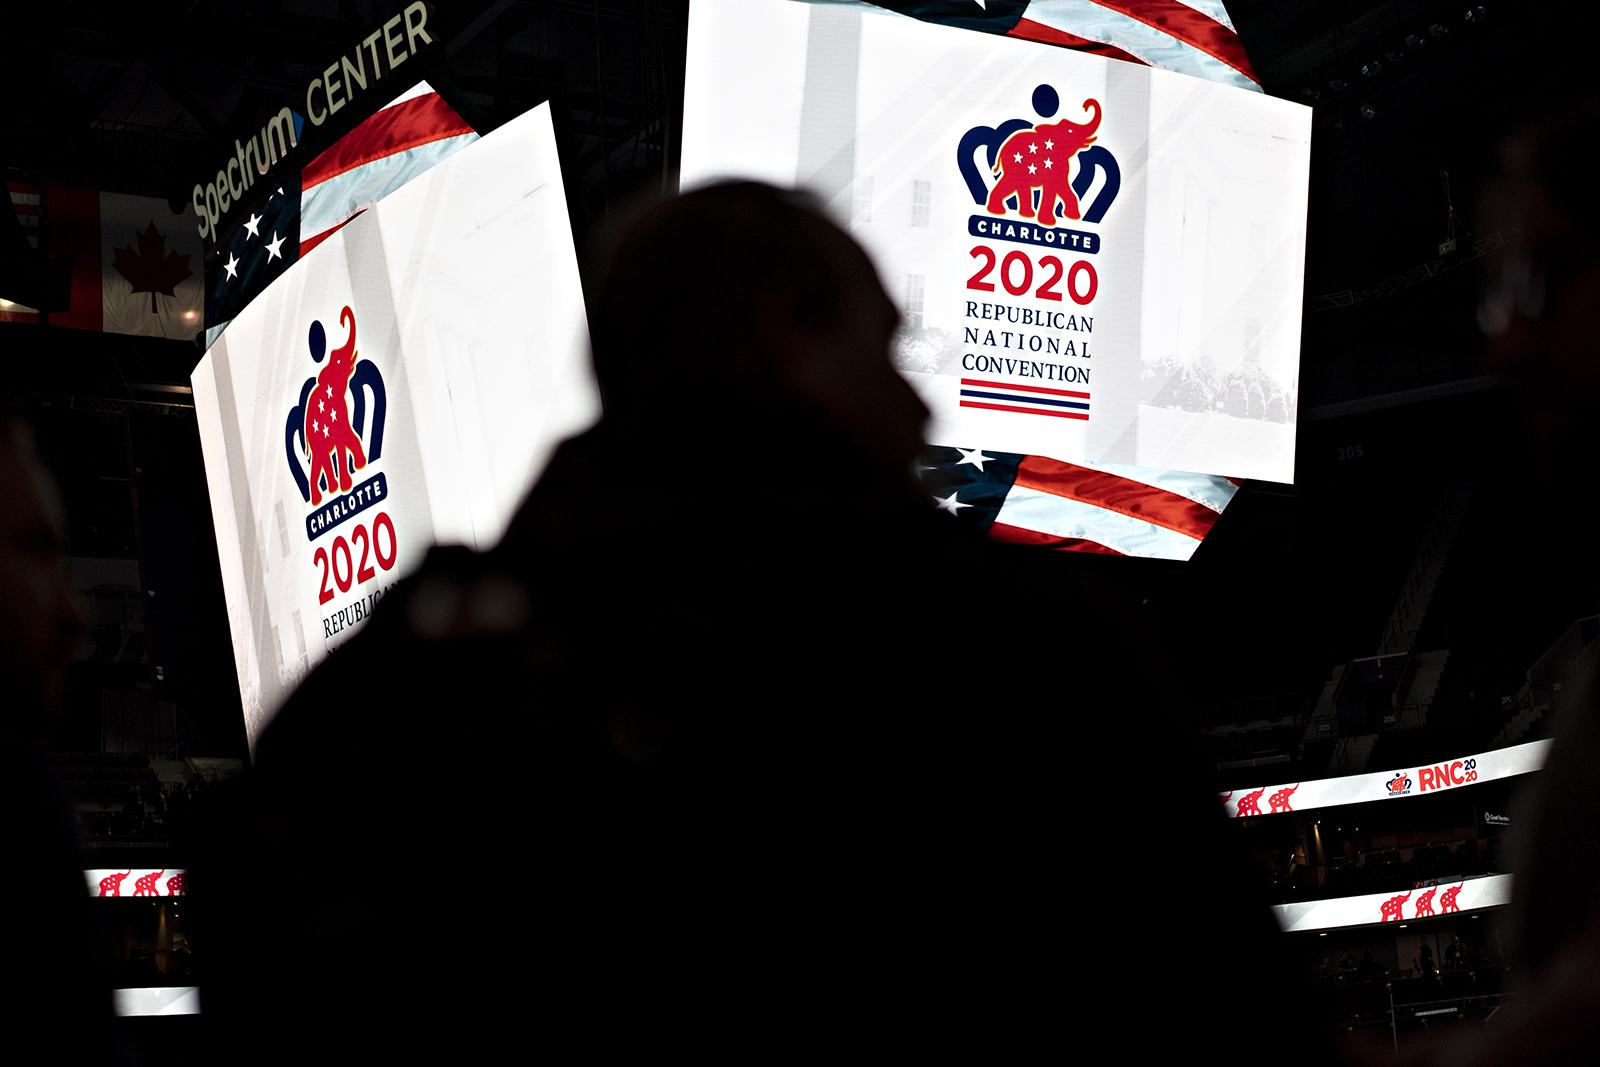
[0,421,77,729]
[1482,102,1600,474]
[590,182,928,474]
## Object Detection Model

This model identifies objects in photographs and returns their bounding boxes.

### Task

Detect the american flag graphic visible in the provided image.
[959,377,1090,420]
[834,1,1258,92]
[920,446,1238,560]
[205,81,477,346]
[299,81,478,257]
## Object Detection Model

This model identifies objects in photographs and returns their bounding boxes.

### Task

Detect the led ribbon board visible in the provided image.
[85,868,188,897]
[681,0,1311,483]
[1220,739,1551,817]
[1273,873,1513,933]
[193,103,600,749]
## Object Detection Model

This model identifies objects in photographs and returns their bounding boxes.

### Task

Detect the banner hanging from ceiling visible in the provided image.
[192,103,599,749]
[681,0,1311,484]
[2,184,202,338]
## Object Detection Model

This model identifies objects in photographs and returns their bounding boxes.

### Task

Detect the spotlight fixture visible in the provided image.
[1430,22,1448,36]
[1405,34,1426,49]
[1360,104,1377,119]
[1465,5,1487,22]
[1361,61,1383,76]
[1329,79,1350,91]
[1385,51,1405,63]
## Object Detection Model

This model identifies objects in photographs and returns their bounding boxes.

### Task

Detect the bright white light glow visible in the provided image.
[114,987,199,1016]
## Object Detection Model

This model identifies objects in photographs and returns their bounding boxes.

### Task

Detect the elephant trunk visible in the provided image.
[1080,98,1102,138]
[335,305,357,359]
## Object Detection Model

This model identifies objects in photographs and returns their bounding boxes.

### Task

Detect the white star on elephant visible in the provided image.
[1013,151,1022,163]
[1044,158,1054,169]
[1045,139,1055,150]
[1028,164,1037,175]
[1029,143,1038,153]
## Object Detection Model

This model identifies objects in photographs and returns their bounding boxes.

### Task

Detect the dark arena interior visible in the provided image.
[4,1,1599,1063]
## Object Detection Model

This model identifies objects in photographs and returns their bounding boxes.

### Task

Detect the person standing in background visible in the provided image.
[0,420,123,1064]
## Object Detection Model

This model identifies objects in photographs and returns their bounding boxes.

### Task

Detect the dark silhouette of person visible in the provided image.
[197,183,1326,1061]
[0,420,123,1064]
[1446,935,1466,971]
[1416,100,1600,1067]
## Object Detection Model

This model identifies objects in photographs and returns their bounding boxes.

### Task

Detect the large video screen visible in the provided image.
[192,103,599,748]
[681,0,1311,484]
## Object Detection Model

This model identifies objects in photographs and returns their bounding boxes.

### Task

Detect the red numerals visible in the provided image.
[1067,259,1098,305]
[314,547,334,605]
[331,536,354,593]
[312,511,399,603]
[1036,256,1064,301]
[966,246,996,292]
[967,244,1096,306]
[352,524,376,584]
[1000,251,1032,296]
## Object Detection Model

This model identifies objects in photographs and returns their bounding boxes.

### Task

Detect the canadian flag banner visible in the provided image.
[2,183,202,339]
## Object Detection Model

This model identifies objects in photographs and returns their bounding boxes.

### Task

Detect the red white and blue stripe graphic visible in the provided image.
[819,2,1259,92]
[1007,0,1259,92]
[918,446,1237,560]
[299,81,478,257]
[960,377,1090,420]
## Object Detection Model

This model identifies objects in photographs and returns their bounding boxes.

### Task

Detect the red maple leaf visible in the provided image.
[111,221,194,313]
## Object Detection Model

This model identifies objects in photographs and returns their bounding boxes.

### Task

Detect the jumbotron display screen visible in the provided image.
[192,103,599,748]
[681,0,1311,484]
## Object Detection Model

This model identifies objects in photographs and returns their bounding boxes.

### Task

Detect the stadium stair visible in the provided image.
[1397,649,1450,708]
[1326,732,1377,777]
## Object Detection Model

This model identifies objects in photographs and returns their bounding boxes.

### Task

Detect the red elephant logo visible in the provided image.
[285,307,387,508]
[1380,888,1413,922]
[98,870,132,897]
[1235,786,1267,817]
[1268,783,1301,813]
[958,84,1120,229]
[1414,881,1439,917]
[986,98,1101,227]
[305,306,367,506]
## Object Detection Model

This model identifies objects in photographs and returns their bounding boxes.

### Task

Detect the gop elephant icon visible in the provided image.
[958,84,1122,227]
[285,307,388,507]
